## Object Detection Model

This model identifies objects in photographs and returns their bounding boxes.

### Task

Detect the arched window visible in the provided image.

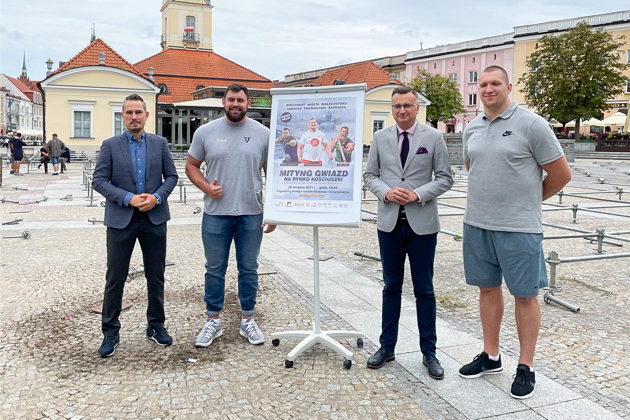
[158,84,168,94]
[196,84,205,90]
[186,16,196,30]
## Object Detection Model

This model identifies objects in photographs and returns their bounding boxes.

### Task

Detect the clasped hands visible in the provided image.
[385,187,417,205]
[129,193,157,212]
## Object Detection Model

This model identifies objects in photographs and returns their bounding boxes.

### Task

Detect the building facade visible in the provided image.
[39,39,160,149]
[513,10,630,118]
[0,74,43,141]
[133,0,273,147]
[405,34,514,133]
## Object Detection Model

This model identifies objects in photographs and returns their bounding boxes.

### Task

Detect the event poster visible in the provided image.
[263,84,366,227]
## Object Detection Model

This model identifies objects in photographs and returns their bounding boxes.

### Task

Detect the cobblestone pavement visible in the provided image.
[1,159,628,418]
[0,168,440,419]
[284,162,630,418]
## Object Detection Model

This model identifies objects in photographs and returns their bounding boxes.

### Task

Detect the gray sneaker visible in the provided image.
[195,318,222,347]
[240,317,264,345]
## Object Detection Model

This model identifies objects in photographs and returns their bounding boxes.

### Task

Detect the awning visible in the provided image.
[583,117,604,127]
[19,129,44,138]
[173,98,224,108]
[601,111,627,126]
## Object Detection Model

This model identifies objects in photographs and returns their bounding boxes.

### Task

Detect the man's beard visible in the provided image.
[225,106,247,123]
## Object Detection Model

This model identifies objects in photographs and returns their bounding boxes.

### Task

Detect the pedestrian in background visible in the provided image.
[47,134,65,176]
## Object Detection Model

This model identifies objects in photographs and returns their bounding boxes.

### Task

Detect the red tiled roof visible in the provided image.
[151,75,272,103]
[53,38,146,78]
[134,49,272,103]
[6,75,33,94]
[312,61,402,90]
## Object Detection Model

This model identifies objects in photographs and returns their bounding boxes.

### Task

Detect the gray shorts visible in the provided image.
[463,223,548,297]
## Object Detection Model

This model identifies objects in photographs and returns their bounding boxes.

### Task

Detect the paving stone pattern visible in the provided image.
[1,158,628,418]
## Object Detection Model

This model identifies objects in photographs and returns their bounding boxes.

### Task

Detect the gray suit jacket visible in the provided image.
[364,123,453,235]
[92,133,178,229]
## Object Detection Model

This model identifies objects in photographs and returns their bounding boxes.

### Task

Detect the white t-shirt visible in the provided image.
[298,130,327,162]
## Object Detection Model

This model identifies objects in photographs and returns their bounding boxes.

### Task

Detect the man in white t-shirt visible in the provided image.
[297,118,333,165]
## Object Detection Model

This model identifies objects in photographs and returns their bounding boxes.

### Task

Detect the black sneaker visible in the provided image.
[98,334,119,357]
[147,326,172,346]
[510,364,535,399]
[459,352,503,378]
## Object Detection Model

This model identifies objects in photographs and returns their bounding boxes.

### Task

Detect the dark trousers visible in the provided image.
[377,219,438,356]
[102,212,167,336]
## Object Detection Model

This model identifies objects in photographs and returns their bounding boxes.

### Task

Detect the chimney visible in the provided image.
[98,51,106,65]
[58,61,67,68]
[148,66,154,82]
[46,58,54,76]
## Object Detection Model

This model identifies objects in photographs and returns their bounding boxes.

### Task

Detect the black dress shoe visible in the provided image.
[367,348,395,369]
[423,355,444,379]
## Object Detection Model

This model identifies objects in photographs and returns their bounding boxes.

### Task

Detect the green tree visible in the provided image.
[519,21,627,138]
[408,69,465,128]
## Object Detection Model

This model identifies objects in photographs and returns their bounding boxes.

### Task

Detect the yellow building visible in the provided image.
[160,0,213,51]
[39,39,159,150]
[513,11,630,117]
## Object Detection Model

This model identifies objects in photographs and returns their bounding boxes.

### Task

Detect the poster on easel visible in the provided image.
[263,84,366,227]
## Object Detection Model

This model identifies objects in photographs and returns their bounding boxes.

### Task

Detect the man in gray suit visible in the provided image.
[364,86,453,378]
[92,94,178,357]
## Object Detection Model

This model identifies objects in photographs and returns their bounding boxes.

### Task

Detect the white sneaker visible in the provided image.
[240,317,264,345]
[195,318,222,347]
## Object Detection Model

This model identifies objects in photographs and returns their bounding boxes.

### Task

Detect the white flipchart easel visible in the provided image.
[264,84,366,369]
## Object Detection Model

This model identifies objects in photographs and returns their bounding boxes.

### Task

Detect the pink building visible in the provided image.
[405,33,514,133]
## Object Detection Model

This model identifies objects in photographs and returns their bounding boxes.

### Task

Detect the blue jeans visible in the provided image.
[201,213,263,316]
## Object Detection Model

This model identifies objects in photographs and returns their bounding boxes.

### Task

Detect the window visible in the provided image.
[69,100,95,138]
[493,53,497,60]
[74,111,91,137]
[449,73,457,82]
[626,80,630,94]
[114,112,123,136]
[186,16,195,30]
[472,57,476,63]
[111,102,123,136]
[158,83,168,94]
[433,63,437,69]
[372,113,387,134]
[627,50,630,64]
[468,93,477,106]
[452,60,455,66]
[469,71,478,83]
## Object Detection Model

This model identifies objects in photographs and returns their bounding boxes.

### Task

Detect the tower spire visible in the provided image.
[91,23,96,42]
[22,51,27,77]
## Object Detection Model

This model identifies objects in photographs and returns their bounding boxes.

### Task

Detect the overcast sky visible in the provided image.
[0,1,624,83]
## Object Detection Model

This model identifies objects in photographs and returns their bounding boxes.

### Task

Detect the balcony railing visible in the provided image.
[183,32,199,43]
[514,10,630,37]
